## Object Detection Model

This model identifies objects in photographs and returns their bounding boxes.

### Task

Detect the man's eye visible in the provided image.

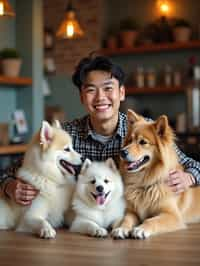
[139,139,147,145]
[85,88,95,93]
[104,86,113,91]
[64,147,70,152]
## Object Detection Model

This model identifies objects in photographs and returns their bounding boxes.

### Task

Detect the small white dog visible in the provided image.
[0,120,82,238]
[70,158,125,237]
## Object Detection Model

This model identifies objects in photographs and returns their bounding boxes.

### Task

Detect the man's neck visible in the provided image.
[90,115,119,136]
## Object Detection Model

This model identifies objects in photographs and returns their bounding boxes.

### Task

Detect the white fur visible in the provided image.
[70,158,126,237]
[0,120,82,239]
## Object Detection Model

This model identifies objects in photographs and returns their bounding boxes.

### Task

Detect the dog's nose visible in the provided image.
[96,185,104,193]
[120,148,129,159]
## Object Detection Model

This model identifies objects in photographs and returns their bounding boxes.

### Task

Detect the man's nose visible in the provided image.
[96,88,105,99]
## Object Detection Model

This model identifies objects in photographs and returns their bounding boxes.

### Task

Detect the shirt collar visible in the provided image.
[83,112,126,140]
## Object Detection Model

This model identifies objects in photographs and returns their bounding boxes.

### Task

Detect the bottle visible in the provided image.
[164,64,172,87]
[146,68,156,88]
[135,66,145,88]
[186,65,200,132]
[173,69,182,87]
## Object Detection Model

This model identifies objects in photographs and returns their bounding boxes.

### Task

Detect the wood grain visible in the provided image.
[0,225,200,266]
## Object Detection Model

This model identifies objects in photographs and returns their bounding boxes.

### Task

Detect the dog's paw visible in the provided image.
[111,227,130,239]
[131,226,150,240]
[39,221,56,239]
[92,227,108,238]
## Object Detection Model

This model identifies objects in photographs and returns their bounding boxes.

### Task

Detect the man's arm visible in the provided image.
[174,144,200,184]
[166,144,200,193]
[0,159,22,194]
[0,159,38,205]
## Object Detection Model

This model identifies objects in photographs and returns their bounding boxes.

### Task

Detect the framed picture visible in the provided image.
[13,109,28,135]
[44,27,55,50]
[44,57,56,74]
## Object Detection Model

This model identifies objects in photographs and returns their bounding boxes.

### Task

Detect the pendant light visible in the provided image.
[0,0,15,17]
[56,1,84,39]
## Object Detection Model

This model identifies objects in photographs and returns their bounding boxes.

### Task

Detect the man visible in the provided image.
[1,55,200,205]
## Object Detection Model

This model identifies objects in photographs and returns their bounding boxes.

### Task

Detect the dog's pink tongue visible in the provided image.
[66,165,75,175]
[96,195,105,205]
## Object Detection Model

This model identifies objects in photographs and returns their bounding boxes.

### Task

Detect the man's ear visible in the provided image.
[80,91,84,104]
[40,121,54,150]
[119,85,125,102]
[154,115,168,137]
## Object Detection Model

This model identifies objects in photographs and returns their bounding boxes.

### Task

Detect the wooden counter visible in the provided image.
[0,226,200,266]
[0,144,27,155]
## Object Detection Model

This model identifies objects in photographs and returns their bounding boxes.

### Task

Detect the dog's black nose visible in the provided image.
[120,148,129,159]
[96,185,104,193]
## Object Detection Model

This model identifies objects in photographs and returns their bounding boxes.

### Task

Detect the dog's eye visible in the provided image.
[64,147,70,152]
[90,179,96,184]
[104,179,109,183]
[139,139,147,145]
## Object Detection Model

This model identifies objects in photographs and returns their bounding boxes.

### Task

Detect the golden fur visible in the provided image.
[112,109,200,239]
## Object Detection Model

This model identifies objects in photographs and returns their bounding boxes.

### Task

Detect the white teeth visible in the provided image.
[95,105,109,110]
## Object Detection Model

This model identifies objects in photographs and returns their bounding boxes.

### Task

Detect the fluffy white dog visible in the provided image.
[0,120,82,238]
[70,158,125,237]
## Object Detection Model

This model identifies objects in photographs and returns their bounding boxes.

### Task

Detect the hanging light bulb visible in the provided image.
[56,1,84,39]
[157,0,170,16]
[0,0,15,17]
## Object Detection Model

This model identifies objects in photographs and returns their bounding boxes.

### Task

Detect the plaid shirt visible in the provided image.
[63,112,127,166]
[63,112,200,184]
[1,112,200,189]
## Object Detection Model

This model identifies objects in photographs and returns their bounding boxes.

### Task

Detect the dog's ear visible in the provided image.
[127,109,143,126]
[40,121,54,150]
[52,120,62,129]
[80,158,92,174]
[154,115,168,137]
[105,158,118,172]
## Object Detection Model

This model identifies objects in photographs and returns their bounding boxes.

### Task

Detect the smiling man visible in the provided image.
[1,55,200,205]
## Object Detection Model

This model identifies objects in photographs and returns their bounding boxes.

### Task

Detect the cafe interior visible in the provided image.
[0,0,200,265]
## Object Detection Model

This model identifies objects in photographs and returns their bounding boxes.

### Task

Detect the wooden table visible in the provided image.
[0,225,200,266]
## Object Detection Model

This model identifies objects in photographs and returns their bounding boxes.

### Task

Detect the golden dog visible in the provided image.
[112,109,200,239]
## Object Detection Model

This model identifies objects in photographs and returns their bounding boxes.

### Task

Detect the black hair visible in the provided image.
[72,55,125,91]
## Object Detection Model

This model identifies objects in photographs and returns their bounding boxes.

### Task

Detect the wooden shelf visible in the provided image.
[101,40,200,56]
[0,144,28,155]
[0,76,32,87]
[125,85,184,95]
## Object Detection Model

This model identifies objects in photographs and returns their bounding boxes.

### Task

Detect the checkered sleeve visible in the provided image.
[174,144,200,185]
[0,158,23,192]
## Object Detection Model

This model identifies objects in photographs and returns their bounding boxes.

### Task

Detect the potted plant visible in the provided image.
[119,17,139,48]
[172,18,192,42]
[0,48,22,77]
[105,26,119,49]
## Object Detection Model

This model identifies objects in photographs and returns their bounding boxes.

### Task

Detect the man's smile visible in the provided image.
[94,104,111,111]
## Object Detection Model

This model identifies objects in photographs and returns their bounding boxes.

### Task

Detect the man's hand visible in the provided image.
[166,169,196,194]
[5,179,38,205]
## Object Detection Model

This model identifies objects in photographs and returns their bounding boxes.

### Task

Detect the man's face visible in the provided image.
[80,70,125,124]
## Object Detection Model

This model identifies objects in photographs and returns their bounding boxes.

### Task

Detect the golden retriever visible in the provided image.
[112,109,200,239]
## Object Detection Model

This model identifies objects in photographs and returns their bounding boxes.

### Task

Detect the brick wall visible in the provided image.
[44,0,104,75]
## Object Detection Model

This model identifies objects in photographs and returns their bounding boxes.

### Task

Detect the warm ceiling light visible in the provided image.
[0,0,15,17]
[56,1,84,39]
[157,0,170,16]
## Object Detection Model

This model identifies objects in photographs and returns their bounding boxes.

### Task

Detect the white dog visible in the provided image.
[70,158,125,237]
[0,120,82,238]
